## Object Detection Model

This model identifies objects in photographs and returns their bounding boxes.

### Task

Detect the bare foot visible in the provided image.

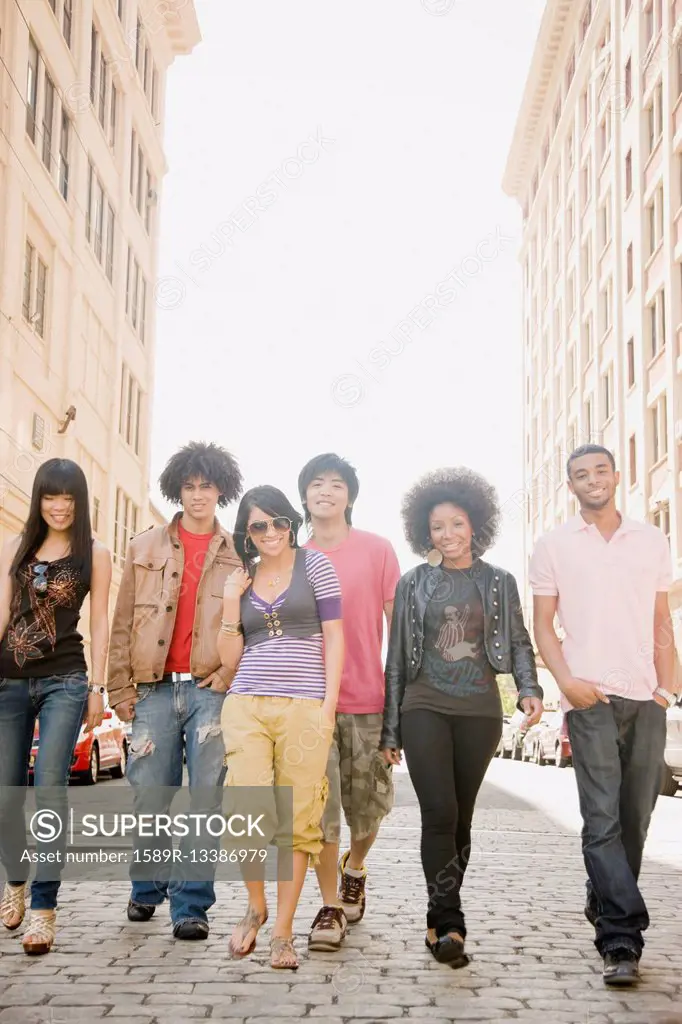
[229,905,268,957]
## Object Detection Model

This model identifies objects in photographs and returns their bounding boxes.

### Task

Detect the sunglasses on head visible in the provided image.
[31,563,49,597]
[247,516,292,536]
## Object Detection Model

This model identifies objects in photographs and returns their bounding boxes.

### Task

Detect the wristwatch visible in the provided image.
[88,684,106,695]
[654,687,678,708]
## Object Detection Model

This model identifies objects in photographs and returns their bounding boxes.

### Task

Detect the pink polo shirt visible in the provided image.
[529,514,672,711]
[304,528,401,714]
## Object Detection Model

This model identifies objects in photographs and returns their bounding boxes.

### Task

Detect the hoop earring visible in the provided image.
[426,548,443,567]
[289,529,296,547]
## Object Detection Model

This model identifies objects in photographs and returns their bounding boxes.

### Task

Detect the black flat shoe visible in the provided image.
[127,900,156,922]
[603,949,640,987]
[173,920,209,941]
[425,934,470,968]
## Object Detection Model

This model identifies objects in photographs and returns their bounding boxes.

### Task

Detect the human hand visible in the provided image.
[114,698,137,722]
[197,671,230,692]
[562,678,610,710]
[382,747,402,766]
[82,692,105,734]
[224,567,251,596]
[520,696,544,727]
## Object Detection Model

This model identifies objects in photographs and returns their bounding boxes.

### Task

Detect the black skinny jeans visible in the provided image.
[401,709,501,939]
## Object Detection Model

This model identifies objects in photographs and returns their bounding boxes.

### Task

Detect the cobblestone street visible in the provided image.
[1,760,681,1024]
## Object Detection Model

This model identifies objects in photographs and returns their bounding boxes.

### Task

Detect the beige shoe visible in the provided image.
[22,910,57,955]
[308,905,347,951]
[1,883,27,931]
[338,850,367,923]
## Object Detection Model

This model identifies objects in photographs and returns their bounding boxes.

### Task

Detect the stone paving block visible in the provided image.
[209,1004,301,1018]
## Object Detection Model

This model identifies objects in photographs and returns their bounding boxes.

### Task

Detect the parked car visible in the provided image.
[507,709,531,760]
[661,702,682,796]
[494,715,512,757]
[29,709,128,785]
[538,708,571,767]
[520,713,552,763]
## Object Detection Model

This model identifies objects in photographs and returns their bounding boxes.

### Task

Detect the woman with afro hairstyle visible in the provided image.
[380,467,544,967]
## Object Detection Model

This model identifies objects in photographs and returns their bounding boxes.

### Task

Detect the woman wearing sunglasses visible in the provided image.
[218,485,343,970]
[0,458,112,954]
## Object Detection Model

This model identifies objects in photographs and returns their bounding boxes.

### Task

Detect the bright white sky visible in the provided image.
[151,0,547,583]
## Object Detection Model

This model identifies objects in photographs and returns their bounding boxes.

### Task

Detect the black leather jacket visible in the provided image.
[381,559,542,750]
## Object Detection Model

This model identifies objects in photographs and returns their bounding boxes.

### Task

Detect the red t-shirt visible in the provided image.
[304,528,401,713]
[165,522,213,674]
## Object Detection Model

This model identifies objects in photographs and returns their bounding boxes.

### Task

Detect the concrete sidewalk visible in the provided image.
[1,762,681,1024]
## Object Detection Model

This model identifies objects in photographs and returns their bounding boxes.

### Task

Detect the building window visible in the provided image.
[117,0,124,20]
[90,25,99,104]
[553,94,562,135]
[598,113,611,164]
[582,233,593,284]
[580,1,592,45]
[624,0,631,18]
[42,73,55,171]
[624,58,632,107]
[566,49,575,90]
[628,434,637,486]
[567,198,575,242]
[85,161,116,283]
[653,501,670,542]
[601,279,612,334]
[602,364,614,423]
[583,316,593,365]
[58,109,70,200]
[98,52,108,127]
[114,488,139,568]
[109,83,118,149]
[554,235,561,277]
[647,184,664,255]
[651,392,668,463]
[580,86,590,130]
[26,36,39,142]
[625,149,632,199]
[599,194,611,249]
[582,154,592,207]
[626,243,633,292]
[649,288,666,358]
[92,496,101,534]
[125,245,149,343]
[119,364,144,455]
[585,394,594,441]
[566,132,574,171]
[627,337,635,387]
[567,345,577,392]
[646,82,663,154]
[22,241,48,339]
[567,271,576,320]
[129,128,155,233]
[62,0,73,48]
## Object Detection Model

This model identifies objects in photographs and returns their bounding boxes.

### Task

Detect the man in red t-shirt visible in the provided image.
[109,442,242,941]
[299,454,401,952]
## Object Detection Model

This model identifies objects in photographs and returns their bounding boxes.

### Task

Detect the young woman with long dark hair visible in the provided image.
[0,459,112,954]
[218,485,344,970]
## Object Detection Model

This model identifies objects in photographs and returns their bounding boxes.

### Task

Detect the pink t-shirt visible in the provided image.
[304,528,401,713]
[529,514,672,711]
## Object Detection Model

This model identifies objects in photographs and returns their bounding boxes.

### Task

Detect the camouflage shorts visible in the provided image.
[321,712,394,843]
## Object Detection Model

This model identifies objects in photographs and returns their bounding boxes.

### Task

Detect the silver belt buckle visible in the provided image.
[170,672,193,682]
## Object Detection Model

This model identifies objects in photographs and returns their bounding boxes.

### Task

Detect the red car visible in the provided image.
[29,709,128,785]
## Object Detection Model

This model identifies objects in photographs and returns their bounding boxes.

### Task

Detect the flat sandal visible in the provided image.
[229,906,268,958]
[270,936,299,970]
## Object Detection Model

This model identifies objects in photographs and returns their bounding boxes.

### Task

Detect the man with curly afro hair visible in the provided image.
[108,442,243,942]
[381,467,543,967]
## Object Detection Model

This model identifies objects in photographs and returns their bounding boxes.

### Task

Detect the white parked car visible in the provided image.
[661,703,682,797]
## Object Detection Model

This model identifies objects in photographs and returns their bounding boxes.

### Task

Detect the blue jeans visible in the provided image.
[567,697,666,958]
[126,676,226,927]
[0,673,88,910]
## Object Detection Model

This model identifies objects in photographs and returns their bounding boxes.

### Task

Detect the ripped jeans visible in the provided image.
[126,676,226,926]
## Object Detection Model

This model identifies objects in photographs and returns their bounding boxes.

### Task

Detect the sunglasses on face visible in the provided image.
[31,563,49,597]
[247,517,292,536]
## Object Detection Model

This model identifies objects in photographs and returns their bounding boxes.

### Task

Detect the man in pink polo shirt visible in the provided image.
[530,444,678,988]
[298,453,401,952]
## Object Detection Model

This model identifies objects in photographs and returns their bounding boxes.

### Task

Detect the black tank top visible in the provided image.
[0,555,90,678]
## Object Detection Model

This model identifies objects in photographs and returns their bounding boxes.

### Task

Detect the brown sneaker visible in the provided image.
[308,905,347,951]
[1,883,27,931]
[22,910,57,955]
[338,850,366,923]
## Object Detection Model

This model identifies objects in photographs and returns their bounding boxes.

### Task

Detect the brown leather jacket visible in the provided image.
[107,512,242,707]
